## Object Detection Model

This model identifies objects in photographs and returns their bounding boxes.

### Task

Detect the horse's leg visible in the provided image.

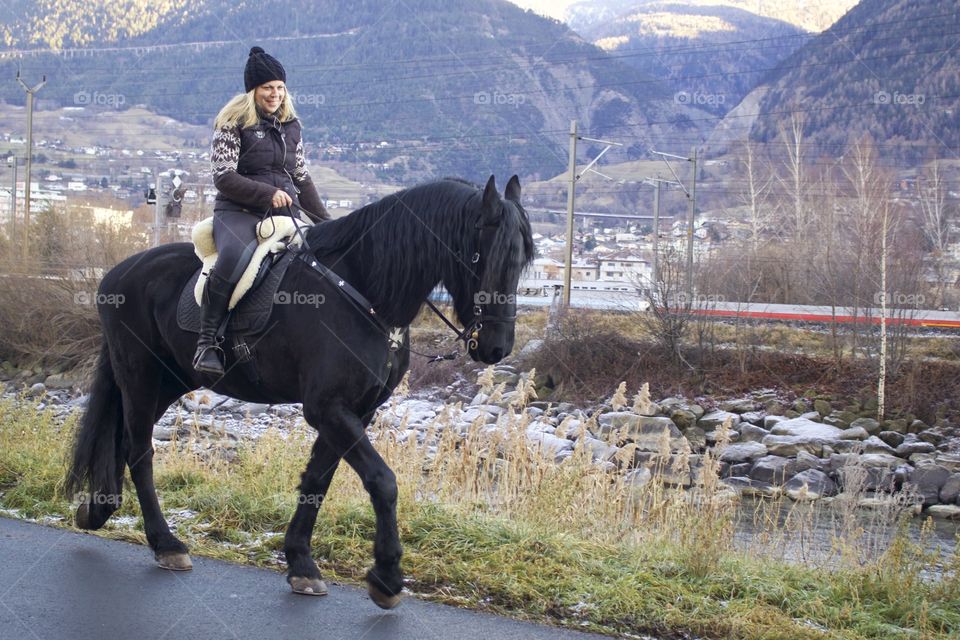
[305,402,403,609]
[284,436,341,595]
[123,374,193,570]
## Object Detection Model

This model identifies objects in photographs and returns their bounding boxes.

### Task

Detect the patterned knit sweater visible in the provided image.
[210,119,328,222]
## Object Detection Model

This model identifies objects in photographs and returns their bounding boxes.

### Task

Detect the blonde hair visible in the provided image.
[214,88,298,130]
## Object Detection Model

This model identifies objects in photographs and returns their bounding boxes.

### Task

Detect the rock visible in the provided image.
[799,411,822,422]
[849,417,881,435]
[719,441,768,464]
[925,505,960,520]
[598,413,685,451]
[878,431,905,448]
[698,410,741,429]
[739,411,765,426]
[839,427,870,441]
[762,435,827,457]
[794,451,823,473]
[26,382,46,397]
[579,436,620,464]
[525,429,573,462]
[719,398,755,414]
[624,467,652,489]
[242,403,270,417]
[763,415,786,429]
[749,455,797,485]
[861,436,897,455]
[918,429,946,447]
[722,476,780,498]
[43,372,78,390]
[770,417,844,439]
[896,441,936,458]
[908,465,951,506]
[764,401,786,415]
[728,462,752,477]
[857,453,908,469]
[784,469,837,500]
[935,454,960,473]
[492,369,520,385]
[738,424,769,443]
[813,399,833,416]
[939,474,960,505]
[682,426,706,451]
[705,428,739,445]
[517,339,543,359]
[667,408,698,430]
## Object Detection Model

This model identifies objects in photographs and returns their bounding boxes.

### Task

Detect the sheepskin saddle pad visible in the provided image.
[176,216,305,336]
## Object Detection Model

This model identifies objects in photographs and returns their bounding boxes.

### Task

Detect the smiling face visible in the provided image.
[254,81,286,114]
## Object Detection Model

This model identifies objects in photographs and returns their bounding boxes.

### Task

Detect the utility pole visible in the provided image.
[152,170,162,247]
[17,71,46,260]
[7,156,16,244]
[685,147,698,300]
[652,175,662,288]
[651,148,698,302]
[563,121,578,307]
[563,120,623,307]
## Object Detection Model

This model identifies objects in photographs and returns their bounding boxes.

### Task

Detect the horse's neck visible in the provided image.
[326,211,458,327]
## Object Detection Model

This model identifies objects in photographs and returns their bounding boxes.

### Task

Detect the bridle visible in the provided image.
[425,218,517,353]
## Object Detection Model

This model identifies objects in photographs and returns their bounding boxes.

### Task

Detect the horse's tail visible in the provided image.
[66,340,125,529]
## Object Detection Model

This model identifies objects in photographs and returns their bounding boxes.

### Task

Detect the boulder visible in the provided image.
[925,505,960,520]
[682,426,706,451]
[762,435,827,457]
[749,455,797,485]
[738,424,770,443]
[770,417,844,439]
[878,431,905,448]
[598,413,685,451]
[719,398,755,414]
[784,469,837,500]
[667,407,698,430]
[763,415,787,429]
[794,451,823,473]
[909,465,952,506]
[698,410,741,429]
[723,476,780,498]
[896,441,937,457]
[719,441,768,464]
[813,399,833,416]
[839,427,870,441]
[861,436,897,455]
[939,474,960,505]
[739,411,765,426]
[849,417,881,436]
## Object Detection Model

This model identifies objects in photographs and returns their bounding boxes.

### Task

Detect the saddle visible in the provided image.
[176,216,307,336]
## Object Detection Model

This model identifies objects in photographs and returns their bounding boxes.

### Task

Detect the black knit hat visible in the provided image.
[244,46,286,93]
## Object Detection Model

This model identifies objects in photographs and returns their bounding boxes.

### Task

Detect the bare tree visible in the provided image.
[916,160,956,309]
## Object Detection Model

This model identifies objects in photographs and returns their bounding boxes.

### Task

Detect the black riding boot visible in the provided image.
[192,271,233,375]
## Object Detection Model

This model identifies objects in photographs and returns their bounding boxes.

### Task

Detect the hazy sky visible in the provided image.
[508,0,577,21]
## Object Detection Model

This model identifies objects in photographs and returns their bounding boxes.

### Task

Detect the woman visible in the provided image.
[194,46,329,375]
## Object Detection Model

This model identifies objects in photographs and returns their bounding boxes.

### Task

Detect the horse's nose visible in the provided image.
[487,346,505,363]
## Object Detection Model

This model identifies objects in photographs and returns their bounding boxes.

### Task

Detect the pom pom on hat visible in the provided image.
[244,46,286,93]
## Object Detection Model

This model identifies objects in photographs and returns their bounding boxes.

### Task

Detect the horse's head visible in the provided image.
[449,175,535,364]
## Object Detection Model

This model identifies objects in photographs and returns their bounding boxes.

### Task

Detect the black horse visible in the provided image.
[66,175,534,608]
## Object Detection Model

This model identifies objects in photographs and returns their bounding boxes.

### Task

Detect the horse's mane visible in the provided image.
[303,178,534,325]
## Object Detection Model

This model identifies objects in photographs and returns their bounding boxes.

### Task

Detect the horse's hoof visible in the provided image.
[156,552,193,571]
[367,583,402,609]
[75,502,91,530]
[289,576,328,596]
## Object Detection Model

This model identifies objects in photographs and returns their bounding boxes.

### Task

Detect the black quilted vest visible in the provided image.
[214,114,304,213]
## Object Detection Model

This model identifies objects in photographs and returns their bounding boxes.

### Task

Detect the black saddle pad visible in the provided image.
[177,251,296,336]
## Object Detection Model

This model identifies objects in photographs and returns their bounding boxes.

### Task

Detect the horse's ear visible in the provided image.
[482,175,498,210]
[505,175,521,202]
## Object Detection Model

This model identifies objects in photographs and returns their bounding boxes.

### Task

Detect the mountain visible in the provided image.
[739,0,960,160]
[564,0,857,34]
[0,0,706,182]
[560,1,858,120]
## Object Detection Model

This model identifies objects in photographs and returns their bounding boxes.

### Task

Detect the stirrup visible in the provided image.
[192,344,225,373]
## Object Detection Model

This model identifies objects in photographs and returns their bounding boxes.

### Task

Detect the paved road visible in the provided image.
[0,517,614,640]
